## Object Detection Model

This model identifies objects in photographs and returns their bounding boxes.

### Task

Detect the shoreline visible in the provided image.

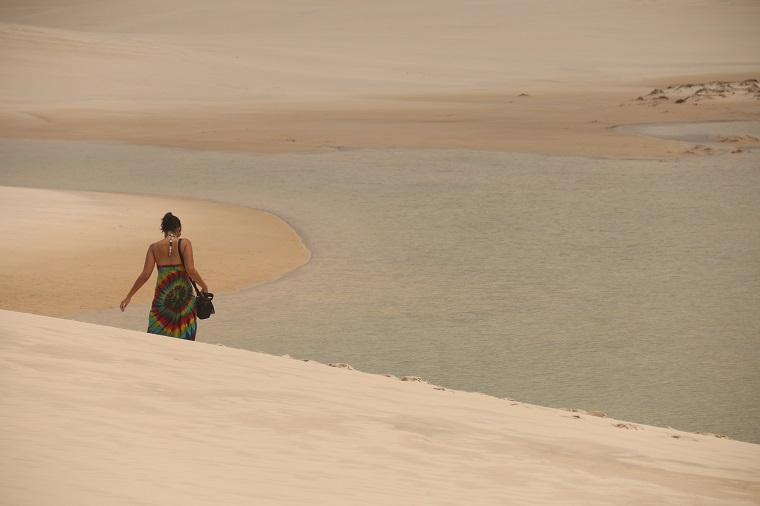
[0,185,312,317]
[4,118,760,163]
[3,137,759,444]
[2,78,759,160]
[1,306,753,445]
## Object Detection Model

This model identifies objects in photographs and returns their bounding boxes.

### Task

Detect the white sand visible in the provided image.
[0,309,758,505]
[2,2,760,503]
[0,186,311,317]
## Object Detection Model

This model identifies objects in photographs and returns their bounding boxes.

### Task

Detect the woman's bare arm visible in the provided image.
[120,245,156,310]
[182,239,209,293]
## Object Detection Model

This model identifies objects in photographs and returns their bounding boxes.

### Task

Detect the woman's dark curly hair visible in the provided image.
[161,212,182,235]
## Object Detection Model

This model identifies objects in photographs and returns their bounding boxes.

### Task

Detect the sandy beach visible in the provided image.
[0,185,310,317]
[1,0,760,503]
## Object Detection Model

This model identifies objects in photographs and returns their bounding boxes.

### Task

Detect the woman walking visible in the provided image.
[120,212,209,341]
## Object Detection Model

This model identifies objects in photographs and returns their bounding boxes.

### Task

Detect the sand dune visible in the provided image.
[2,2,760,503]
[1,0,759,157]
[1,309,758,505]
[0,186,311,317]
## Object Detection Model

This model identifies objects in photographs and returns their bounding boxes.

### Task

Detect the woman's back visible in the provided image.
[151,236,189,266]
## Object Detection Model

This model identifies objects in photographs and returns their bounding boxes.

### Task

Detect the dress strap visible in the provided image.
[178,239,203,297]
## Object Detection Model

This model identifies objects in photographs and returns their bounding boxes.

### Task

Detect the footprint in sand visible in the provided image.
[328,362,354,370]
[683,144,715,155]
[613,422,640,430]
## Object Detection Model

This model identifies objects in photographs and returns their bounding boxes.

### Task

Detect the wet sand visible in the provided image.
[2,80,759,159]
[0,185,311,317]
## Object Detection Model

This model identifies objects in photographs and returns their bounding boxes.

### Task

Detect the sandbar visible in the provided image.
[0,185,311,317]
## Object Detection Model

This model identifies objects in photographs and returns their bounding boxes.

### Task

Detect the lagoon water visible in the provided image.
[1,135,759,443]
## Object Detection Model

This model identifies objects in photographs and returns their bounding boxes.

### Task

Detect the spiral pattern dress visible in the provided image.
[147,264,197,340]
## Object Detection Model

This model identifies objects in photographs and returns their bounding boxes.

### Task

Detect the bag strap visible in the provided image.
[177,238,203,297]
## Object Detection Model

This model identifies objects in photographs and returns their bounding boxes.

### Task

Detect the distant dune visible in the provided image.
[1,0,759,157]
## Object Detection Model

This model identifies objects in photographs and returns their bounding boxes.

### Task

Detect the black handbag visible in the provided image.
[178,238,215,319]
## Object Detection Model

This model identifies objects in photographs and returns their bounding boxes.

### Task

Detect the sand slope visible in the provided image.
[1,309,758,505]
[0,186,311,317]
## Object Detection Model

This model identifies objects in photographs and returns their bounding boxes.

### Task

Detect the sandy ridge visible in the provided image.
[1,309,759,505]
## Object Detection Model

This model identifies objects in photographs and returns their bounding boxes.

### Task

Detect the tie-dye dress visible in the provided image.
[147,264,197,340]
